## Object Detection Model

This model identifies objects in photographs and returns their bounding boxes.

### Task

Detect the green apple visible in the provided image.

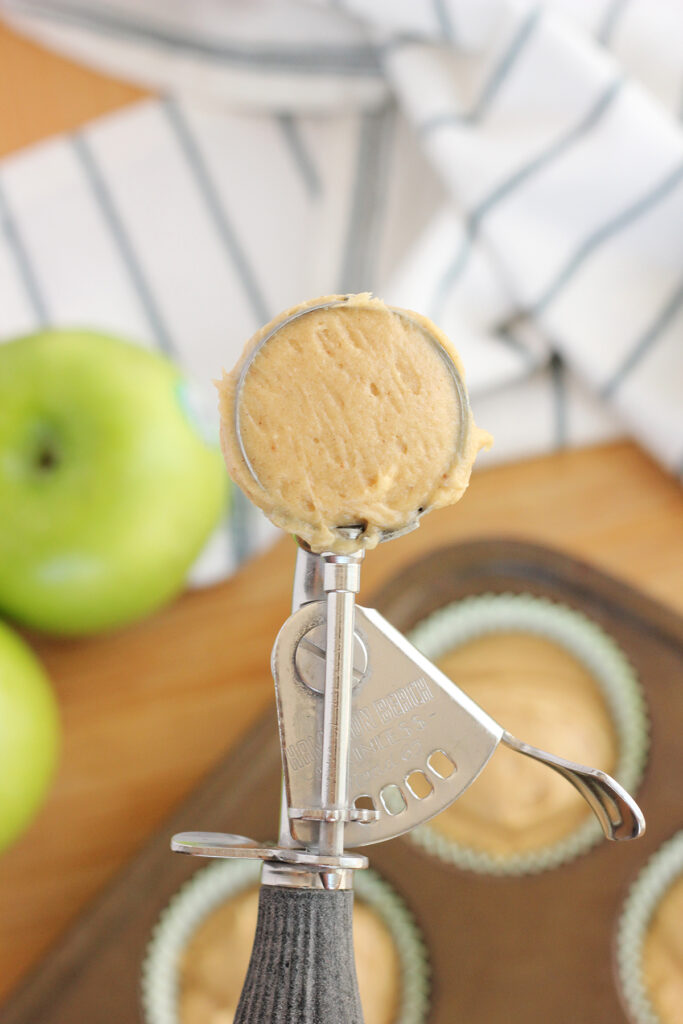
[0,330,228,634]
[0,619,59,852]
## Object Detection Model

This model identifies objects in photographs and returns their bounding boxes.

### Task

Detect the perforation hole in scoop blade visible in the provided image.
[380,784,407,815]
[406,770,433,799]
[427,749,457,779]
[354,795,376,823]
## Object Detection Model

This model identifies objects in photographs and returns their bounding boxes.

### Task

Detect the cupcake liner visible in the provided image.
[141,860,430,1024]
[406,592,648,875]
[616,830,683,1024]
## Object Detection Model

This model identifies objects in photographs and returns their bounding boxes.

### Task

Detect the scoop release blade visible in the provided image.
[272,601,645,848]
[272,601,503,847]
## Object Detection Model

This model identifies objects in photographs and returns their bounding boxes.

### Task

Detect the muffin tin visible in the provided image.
[616,830,683,1024]
[2,539,681,1024]
[407,592,648,875]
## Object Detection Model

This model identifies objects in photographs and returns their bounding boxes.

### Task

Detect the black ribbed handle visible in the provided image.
[234,884,364,1024]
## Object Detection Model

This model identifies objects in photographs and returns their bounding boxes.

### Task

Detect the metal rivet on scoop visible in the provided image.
[295,623,368,695]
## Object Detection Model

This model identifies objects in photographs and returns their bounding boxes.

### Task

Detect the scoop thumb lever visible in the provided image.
[501,731,646,841]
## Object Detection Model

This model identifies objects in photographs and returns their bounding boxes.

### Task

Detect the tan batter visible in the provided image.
[217,294,490,553]
[642,875,683,1024]
[428,632,619,856]
[178,887,400,1024]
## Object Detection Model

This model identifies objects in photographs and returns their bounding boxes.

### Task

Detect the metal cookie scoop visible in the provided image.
[173,303,645,1024]
[229,297,475,871]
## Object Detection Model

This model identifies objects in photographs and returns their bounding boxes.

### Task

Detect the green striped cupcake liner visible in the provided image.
[406,592,648,875]
[141,859,430,1024]
[616,830,683,1024]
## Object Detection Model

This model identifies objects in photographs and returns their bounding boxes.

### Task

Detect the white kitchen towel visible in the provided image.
[1,0,681,586]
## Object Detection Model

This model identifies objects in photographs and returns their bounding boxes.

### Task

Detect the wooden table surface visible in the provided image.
[0,21,682,1007]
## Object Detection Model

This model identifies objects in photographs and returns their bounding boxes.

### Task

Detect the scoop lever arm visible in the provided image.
[501,731,645,841]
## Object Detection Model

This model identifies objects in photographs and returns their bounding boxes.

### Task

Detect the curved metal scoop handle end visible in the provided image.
[501,731,646,841]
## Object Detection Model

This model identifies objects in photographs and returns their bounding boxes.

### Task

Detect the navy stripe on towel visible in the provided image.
[420,7,541,131]
[277,115,322,199]
[0,180,48,324]
[431,78,623,319]
[602,278,683,396]
[6,0,382,76]
[339,104,396,293]
[535,162,683,314]
[72,134,176,354]
[163,99,270,328]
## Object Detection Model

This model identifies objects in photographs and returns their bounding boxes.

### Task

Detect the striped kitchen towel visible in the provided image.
[0,0,681,585]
